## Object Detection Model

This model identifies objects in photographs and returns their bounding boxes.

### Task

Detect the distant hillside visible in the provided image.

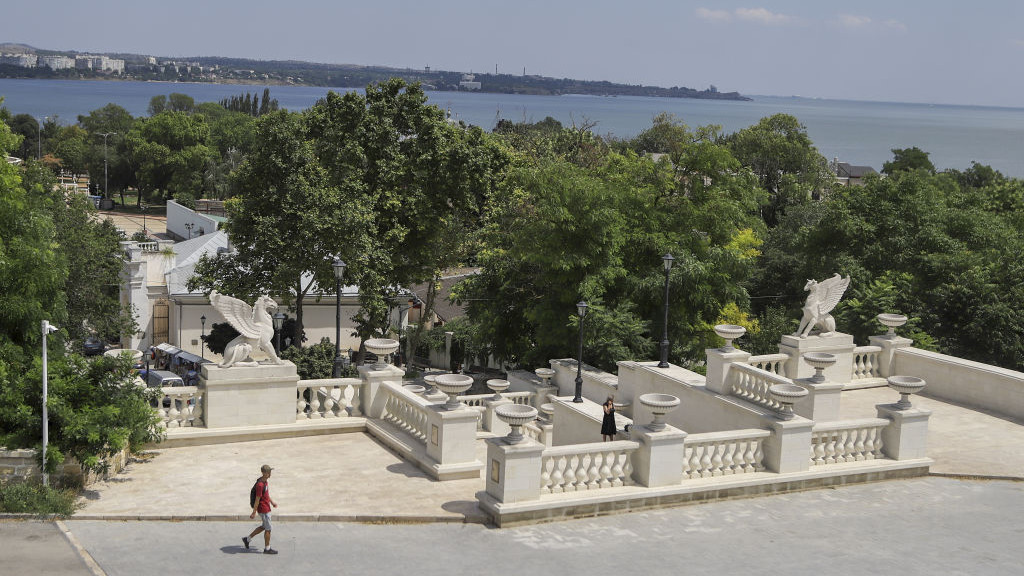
[0,44,750,101]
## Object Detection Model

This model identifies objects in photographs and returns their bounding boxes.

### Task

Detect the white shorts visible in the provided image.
[259,512,272,531]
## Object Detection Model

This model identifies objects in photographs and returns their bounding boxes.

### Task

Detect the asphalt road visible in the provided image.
[29,477,1024,576]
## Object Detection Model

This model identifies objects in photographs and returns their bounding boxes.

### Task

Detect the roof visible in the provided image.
[836,162,877,178]
[408,270,479,322]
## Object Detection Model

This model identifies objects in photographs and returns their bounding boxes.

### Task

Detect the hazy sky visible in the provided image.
[2,1,1021,107]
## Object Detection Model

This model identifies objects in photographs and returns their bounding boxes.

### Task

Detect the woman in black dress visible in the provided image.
[601,396,617,441]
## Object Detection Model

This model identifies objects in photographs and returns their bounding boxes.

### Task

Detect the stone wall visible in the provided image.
[0,446,131,487]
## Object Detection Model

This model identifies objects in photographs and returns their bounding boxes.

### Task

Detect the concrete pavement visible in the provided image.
[0,520,96,575]
[62,477,1024,576]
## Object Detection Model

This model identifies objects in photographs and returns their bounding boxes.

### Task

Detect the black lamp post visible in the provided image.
[185,222,194,239]
[273,312,286,354]
[200,315,206,360]
[658,253,675,368]
[573,300,588,403]
[332,257,347,377]
[98,131,116,200]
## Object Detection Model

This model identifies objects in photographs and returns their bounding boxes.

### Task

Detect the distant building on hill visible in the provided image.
[832,157,878,187]
[39,55,75,70]
[459,73,481,90]
[0,53,37,67]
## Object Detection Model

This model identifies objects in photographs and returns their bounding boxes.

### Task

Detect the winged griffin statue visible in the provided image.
[794,274,852,338]
[208,291,283,367]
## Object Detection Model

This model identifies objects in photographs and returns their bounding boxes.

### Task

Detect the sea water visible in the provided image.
[2,78,1022,176]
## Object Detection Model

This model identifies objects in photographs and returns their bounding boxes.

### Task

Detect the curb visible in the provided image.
[928,472,1024,482]
[56,520,108,576]
[64,513,491,525]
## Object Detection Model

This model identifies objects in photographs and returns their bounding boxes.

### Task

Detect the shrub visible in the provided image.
[0,482,78,516]
[282,338,355,380]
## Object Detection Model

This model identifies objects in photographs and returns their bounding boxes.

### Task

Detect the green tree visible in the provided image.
[882,146,935,174]
[125,111,214,204]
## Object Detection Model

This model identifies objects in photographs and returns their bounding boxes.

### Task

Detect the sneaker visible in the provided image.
[242,537,250,550]
[264,548,278,555]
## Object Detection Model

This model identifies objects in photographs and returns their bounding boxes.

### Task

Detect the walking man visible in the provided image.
[243,464,278,554]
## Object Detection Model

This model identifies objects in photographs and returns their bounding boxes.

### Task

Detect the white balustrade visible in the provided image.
[747,354,789,377]
[810,418,888,465]
[379,386,431,444]
[459,391,534,407]
[851,346,883,380]
[295,378,363,420]
[540,441,636,494]
[458,394,490,407]
[137,241,160,253]
[683,429,769,479]
[730,363,790,411]
[155,387,204,428]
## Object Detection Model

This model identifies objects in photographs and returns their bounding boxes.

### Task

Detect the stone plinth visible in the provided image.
[761,416,814,473]
[705,347,751,395]
[484,398,513,436]
[485,437,544,504]
[779,333,855,382]
[868,334,913,378]
[631,426,687,487]
[793,378,844,421]
[358,364,406,419]
[425,404,482,480]
[200,362,299,428]
[876,404,931,460]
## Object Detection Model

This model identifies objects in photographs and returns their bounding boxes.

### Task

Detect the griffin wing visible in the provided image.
[209,291,261,339]
[817,274,851,315]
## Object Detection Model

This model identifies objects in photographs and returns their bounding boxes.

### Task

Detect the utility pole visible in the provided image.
[98,132,116,199]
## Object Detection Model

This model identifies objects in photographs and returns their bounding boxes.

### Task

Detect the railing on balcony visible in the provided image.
[540,441,636,493]
[810,418,888,465]
[730,363,790,411]
[137,241,160,253]
[155,387,204,428]
[747,354,789,377]
[379,384,431,444]
[683,429,770,479]
[851,346,883,381]
[296,378,362,420]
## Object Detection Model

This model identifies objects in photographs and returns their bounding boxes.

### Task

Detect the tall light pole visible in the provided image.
[200,315,206,360]
[37,116,48,160]
[658,253,675,368]
[98,132,116,199]
[141,203,148,235]
[41,320,58,487]
[184,222,194,239]
[332,257,347,377]
[573,301,588,403]
[273,312,286,355]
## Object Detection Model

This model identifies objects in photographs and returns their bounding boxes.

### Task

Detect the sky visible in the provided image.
[2,1,1022,107]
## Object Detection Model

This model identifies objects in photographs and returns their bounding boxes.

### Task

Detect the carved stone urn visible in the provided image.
[486,379,510,400]
[364,338,400,370]
[638,393,681,431]
[877,313,909,337]
[403,384,426,395]
[803,352,837,383]
[713,324,746,351]
[434,373,474,410]
[535,367,555,388]
[495,404,539,444]
[539,403,555,421]
[887,375,926,410]
[768,384,809,420]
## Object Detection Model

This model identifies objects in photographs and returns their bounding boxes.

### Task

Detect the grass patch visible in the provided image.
[0,482,79,516]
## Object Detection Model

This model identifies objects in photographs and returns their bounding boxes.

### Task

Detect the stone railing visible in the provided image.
[851,346,883,380]
[459,391,535,407]
[296,378,362,420]
[137,241,160,252]
[747,354,789,377]
[155,386,204,428]
[683,429,770,479]
[729,363,790,411]
[810,418,888,465]
[504,391,534,405]
[540,441,636,493]
[379,385,431,444]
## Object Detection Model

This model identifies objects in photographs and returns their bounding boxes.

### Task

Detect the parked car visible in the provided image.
[143,370,185,388]
[83,336,105,356]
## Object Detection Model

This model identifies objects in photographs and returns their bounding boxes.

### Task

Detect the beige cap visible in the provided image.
[261,464,273,474]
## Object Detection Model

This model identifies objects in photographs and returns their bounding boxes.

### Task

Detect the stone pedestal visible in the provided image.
[484,398,513,436]
[868,334,914,378]
[358,364,406,418]
[200,362,299,428]
[779,333,855,382]
[761,416,814,473]
[631,425,687,487]
[426,404,482,480]
[531,385,558,410]
[705,347,751,395]
[876,404,931,460]
[793,378,844,421]
[485,437,545,504]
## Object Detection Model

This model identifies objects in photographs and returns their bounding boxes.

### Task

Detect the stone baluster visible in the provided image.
[296,385,309,420]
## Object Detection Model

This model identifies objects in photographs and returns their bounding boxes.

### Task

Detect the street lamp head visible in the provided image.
[272,312,286,330]
[332,257,347,281]
[200,315,206,326]
[576,301,589,318]
[662,253,675,272]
